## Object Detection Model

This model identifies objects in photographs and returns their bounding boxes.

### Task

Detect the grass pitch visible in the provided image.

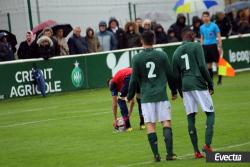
[0,72,250,167]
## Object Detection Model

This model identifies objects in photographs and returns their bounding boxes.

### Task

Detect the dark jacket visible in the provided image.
[166,28,179,43]
[108,18,127,49]
[154,24,168,44]
[125,32,141,48]
[17,41,38,59]
[191,16,202,38]
[38,45,55,60]
[237,21,250,34]
[0,42,10,61]
[216,17,232,37]
[138,27,144,34]
[68,34,88,55]
[169,14,188,41]
[51,37,60,56]
[0,41,14,61]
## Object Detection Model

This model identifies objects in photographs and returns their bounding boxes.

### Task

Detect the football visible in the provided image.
[116,117,125,132]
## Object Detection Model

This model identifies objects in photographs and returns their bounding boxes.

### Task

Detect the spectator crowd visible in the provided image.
[0,8,250,62]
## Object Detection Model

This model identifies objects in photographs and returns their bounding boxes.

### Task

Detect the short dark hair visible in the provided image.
[181,27,195,41]
[142,30,155,45]
[202,11,210,16]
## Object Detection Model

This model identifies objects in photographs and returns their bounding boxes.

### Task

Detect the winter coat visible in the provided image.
[50,37,60,56]
[55,37,69,56]
[68,34,88,55]
[191,16,202,38]
[86,28,102,53]
[97,31,117,51]
[169,14,188,41]
[237,21,250,34]
[0,41,14,61]
[216,17,232,37]
[37,45,54,60]
[125,32,141,48]
[154,25,168,44]
[108,18,127,49]
[0,42,10,61]
[17,41,38,59]
[166,28,179,43]
[37,36,55,60]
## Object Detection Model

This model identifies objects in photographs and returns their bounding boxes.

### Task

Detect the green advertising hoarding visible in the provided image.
[0,34,250,100]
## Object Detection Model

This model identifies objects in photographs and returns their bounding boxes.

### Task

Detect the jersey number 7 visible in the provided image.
[181,54,190,70]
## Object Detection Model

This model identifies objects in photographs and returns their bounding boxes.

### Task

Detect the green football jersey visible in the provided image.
[127,48,176,103]
[172,41,213,92]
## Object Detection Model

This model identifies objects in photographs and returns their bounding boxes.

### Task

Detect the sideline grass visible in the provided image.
[0,72,250,167]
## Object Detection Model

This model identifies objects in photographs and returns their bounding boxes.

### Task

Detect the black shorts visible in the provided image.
[120,76,140,97]
[110,75,140,97]
[202,44,220,63]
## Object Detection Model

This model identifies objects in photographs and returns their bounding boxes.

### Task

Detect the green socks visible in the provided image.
[163,127,173,156]
[187,113,199,152]
[205,112,215,147]
[147,133,159,156]
[148,129,174,157]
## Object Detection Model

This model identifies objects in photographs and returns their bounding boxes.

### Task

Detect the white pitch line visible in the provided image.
[0,111,110,128]
[117,141,250,167]
[0,99,110,116]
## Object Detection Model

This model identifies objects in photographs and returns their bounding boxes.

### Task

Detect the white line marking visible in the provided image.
[0,105,110,116]
[0,99,110,116]
[117,142,250,167]
[0,111,110,128]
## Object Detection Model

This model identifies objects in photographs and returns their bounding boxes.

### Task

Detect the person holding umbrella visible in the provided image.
[39,27,59,56]
[54,28,69,55]
[0,33,11,61]
[0,32,15,61]
[52,24,72,56]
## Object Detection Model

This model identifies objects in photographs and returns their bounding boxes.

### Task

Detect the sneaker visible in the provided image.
[166,154,177,161]
[140,125,146,130]
[194,152,204,159]
[154,155,161,162]
[202,144,213,154]
[126,127,133,132]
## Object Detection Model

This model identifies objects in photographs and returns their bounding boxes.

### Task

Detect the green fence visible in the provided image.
[0,34,250,100]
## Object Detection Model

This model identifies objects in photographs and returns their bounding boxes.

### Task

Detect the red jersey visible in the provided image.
[112,68,132,92]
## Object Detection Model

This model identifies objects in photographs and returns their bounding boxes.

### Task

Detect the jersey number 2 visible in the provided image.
[181,54,190,70]
[146,62,156,78]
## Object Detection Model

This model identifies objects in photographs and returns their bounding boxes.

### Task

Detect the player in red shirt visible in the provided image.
[107,68,145,132]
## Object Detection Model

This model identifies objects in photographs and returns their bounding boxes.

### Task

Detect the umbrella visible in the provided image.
[143,11,171,22]
[174,0,218,13]
[0,30,17,47]
[225,1,250,14]
[51,24,73,37]
[32,19,57,35]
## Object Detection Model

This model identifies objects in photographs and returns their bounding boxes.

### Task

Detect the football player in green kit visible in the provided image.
[172,28,215,159]
[127,30,177,162]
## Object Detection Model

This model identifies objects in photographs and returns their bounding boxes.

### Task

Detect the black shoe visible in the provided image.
[154,155,161,162]
[166,154,177,161]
